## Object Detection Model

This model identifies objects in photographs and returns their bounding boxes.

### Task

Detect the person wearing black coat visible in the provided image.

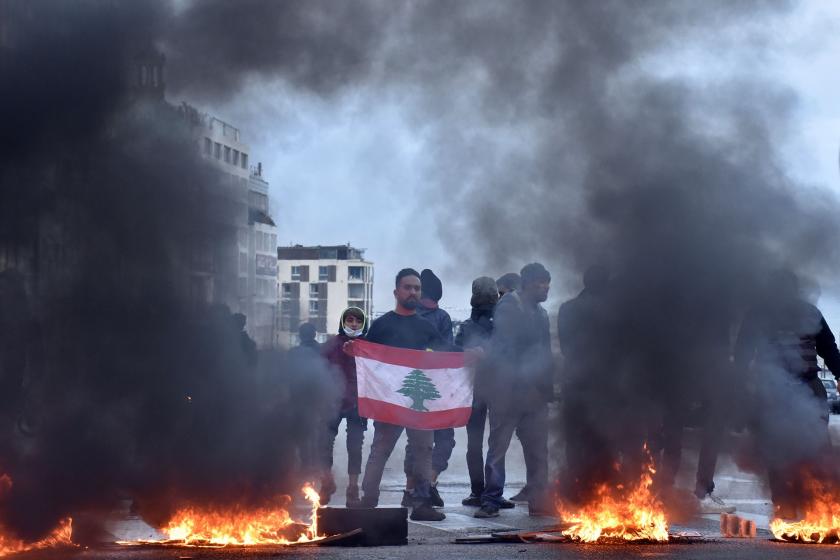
[456,276,512,507]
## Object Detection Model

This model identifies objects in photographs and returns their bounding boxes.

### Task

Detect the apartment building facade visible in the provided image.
[277,244,373,347]
[195,111,279,348]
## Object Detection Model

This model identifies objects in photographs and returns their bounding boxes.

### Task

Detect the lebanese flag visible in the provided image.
[349,340,474,430]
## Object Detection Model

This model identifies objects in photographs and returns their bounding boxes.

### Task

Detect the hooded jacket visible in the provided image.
[416,299,454,346]
[321,307,367,413]
[735,300,840,382]
[488,290,553,409]
[417,269,454,344]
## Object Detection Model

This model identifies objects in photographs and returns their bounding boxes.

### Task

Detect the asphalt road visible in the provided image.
[15,413,840,559]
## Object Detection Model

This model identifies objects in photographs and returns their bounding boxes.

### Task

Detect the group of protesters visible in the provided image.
[300,264,840,523]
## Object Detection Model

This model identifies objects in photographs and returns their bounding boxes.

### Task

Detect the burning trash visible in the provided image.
[770,471,840,544]
[558,445,669,543]
[0,518,73,557]
[118,485,323,548]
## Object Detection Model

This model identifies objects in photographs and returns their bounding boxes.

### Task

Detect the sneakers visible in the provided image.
[462,494,481,507]
[698,493,735,514]
[430,485,445,508]
[499,497,516,509]
[474,505,500,518]
[509,488,530,502]
[411,504,446,521]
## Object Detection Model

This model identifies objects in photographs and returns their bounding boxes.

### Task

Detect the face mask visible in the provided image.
[343,326,364,338]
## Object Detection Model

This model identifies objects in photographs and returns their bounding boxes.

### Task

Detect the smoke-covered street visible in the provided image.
[6,0,840,556]
[18,414,840,557]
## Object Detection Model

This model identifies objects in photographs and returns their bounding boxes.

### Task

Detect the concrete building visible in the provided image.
[195,112,279,348]
[277,245,374,347]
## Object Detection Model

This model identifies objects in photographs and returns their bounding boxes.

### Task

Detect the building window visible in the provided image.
[214,142,222,159]
[282,283,292,297]
[224,146,231,163]
[239,252,248,273]
[204,137,212,155]
[270,234,276,249]
[238,277,248,297]
[233,149,240,166]
[241,153,248,170]
[238,228,248,247]
[291,265,301,281]
[348,284,365,299]
[348,266,364,281]
[319,266,328,281]
[309,300,319,314]
[310,283,319,298]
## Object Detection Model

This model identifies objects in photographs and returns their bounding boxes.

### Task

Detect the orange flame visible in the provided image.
[0,518,74,557]
[118,485,323,548]
[0,474,74,556]
[770,472,840,544]
[559,446,669,542]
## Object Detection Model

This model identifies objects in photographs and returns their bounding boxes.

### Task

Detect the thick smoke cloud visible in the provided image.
[384,1,840,507]
[0,0,340,541]
[2,0,839,538]
[162,0,387,101]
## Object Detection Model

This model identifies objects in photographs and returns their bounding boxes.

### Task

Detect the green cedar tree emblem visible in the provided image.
[397,369,441,412]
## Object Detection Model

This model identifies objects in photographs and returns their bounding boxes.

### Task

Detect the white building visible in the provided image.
[195,111,279,348]
[277,244,374,347]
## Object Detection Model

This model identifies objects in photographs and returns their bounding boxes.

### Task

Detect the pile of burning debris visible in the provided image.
[5,470,840,555]
[116,485,325,548]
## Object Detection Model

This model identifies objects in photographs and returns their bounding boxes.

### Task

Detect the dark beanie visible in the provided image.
[520,262,551,287]
[470,276,498,307]
[420,269,443,302]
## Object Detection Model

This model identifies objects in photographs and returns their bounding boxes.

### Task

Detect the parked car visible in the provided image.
[822,378,840,414]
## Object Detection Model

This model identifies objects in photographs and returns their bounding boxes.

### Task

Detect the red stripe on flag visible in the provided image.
[358,397,472,430]
[350,339,468,369]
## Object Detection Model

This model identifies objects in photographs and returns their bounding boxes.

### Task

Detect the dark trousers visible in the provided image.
[466,401,488,496]
[323,408,368,475]
[481,404,548,508]
[657,400,725,498]
[765,377,831,514]
[404,428,456,478]
[563,393,614,501]
[361,421,433,505]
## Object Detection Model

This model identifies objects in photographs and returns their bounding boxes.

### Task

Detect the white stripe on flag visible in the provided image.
[356,356,474,412]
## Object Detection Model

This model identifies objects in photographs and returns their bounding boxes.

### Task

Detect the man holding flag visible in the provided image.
[346,268,472,522]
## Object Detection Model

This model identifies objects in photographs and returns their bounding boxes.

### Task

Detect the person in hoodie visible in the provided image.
[476,263,553,518]
[399,269,456,507]
[456,276,515,509]
[735,270,840,519]
[319,307,369,505]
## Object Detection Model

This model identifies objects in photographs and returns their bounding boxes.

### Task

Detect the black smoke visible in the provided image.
[2,0,839,537]
[389,1,840,510]
[0,0,340,541]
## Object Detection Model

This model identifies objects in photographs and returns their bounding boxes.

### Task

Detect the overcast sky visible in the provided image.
[174,1,840,322]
